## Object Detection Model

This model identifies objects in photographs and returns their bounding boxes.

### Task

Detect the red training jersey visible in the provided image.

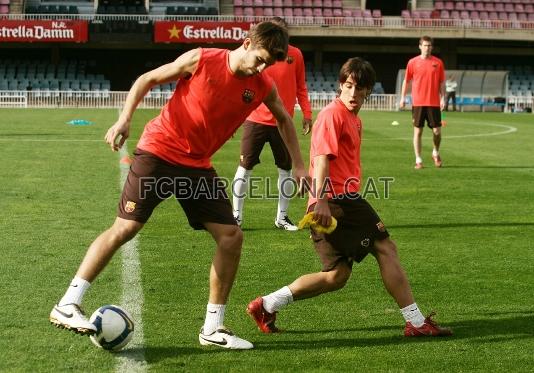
[307,98,362,209]
[246,45,312,126]
[405,55,445,107]
[137,48,273,169]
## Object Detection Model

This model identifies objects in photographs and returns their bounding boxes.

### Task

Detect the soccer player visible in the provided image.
[400,36,446,169]
[49,21,308,350]
[232,17,312,231]
[247,57,452,338]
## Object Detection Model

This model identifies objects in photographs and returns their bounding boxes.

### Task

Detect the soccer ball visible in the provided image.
[89,305,134,351]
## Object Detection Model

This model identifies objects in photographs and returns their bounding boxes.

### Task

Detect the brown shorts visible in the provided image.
[308,195,390,271]
[118,149,236,230]
[239,120,292,170]
[412,106,442,128]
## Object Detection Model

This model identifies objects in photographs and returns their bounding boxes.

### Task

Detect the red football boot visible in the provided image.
[247,297,279,333]
[432,154,443,168]
[404,311,453,337]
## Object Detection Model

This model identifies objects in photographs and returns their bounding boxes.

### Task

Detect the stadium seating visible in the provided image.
[431,0,534,28]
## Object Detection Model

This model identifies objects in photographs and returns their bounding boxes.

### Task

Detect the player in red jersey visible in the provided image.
[232,17,312,231]
[247,57,452,338]
[50,21,307,350]
[400,36,446,169]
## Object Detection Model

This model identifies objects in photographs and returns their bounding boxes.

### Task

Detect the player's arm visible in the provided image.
[105,48,201,151]
[312,155,332,227]
[263,85,308,193]
[295,50,313,135]
[399,76,411,109]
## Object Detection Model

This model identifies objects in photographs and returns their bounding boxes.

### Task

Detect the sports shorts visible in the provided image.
[118,149,236,230]
[308,194,390,271]
[239,120,292,170]
[412,106,442,128]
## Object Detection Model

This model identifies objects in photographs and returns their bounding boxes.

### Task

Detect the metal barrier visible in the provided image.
[2,14,534,30]
[0,90,399,111]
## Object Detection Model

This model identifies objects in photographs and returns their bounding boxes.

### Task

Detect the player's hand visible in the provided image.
[302,118,313,135]
[440,97,446,111]
[313,200,332,228]
[293,166,311,196]
[105,118,131,152]
[399,98,406,109]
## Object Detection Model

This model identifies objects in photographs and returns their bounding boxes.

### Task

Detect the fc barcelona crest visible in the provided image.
[242,89,255,103]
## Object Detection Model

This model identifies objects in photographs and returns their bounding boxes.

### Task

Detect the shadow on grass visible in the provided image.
[252,311,534,350]
[390,222,534,229]
[127,312,533,361]
[444,165,534,169]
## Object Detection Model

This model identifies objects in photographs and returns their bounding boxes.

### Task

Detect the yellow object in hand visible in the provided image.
[298,212,338,234]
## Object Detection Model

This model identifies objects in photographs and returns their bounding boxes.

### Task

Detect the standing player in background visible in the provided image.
[49,21,307,350]
[247,57,453,338]
[400,36,446,169]
[232,17,313,231]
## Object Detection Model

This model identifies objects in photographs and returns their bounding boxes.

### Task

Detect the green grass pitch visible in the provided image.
[0,108,533,372]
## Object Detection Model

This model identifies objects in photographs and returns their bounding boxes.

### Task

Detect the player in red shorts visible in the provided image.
[49,21,307,350]
[232,17,313,231]
[247,57,452,338]
[400,36,446,169]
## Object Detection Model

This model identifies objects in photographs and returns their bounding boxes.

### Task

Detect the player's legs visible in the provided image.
[288,262,352,300]
[233,121,268,225]
[199,222,253,349]
[204,222,243,305]
[268,127,297,230]
[428,108,443,167]
[412,106,425,168]
[371,238,414,308]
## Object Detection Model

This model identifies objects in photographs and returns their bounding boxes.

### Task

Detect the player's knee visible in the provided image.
[217,227,243,253]
[326,264,351,290]
[110,219,142,243]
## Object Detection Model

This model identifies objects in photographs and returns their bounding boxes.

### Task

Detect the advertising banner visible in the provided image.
[154,21,253,43]
[0,20,88,43]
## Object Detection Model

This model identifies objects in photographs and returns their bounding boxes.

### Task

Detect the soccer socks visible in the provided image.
[262,286,294,314]
[415,156,423,165]
[277,168,293,220]
[400,303,425,327]
[203,303,226,335]
[232,166,251,220]
[432,149,439,157]
[58,276,91,306]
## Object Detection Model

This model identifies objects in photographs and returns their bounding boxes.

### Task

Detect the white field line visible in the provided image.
[115,145,147,373]
[367,121,518,141]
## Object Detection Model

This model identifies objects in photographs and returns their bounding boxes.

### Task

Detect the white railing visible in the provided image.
[1,91,531,112]
[2,14,534,30]
[0,90,399,111]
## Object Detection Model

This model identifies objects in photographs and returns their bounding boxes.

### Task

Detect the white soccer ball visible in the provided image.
[89,305,134,351]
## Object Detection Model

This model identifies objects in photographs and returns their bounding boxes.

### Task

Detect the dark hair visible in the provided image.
[338,57,376,92]
[419,35,433,45]
[270,16,288,29]
[247,21,288,61]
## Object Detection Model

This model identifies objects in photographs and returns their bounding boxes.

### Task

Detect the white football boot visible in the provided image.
[199,327,253,349]
[50,303,97,335]
[274,215,298,231]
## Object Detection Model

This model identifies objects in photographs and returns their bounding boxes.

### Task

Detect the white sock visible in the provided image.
[400,303,425,327]
[232,166,251,219]
[277,168,293,220]
[432,149,439,157]
[262,286,293,313]
[415,156,423,164]
[203,303,226,335]
[58,276,91,306]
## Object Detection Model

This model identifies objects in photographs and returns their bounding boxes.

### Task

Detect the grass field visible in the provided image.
[0,108,533,372]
